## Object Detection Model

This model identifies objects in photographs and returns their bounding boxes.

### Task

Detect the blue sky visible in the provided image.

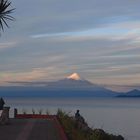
[0,0,140,91]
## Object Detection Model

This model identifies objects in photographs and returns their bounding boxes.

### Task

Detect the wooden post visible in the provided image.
[14,108,18,118]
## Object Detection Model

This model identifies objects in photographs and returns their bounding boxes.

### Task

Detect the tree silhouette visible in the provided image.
[0,0,14,31]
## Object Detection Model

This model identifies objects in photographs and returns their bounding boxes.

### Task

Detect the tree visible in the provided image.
[0,0,14,32]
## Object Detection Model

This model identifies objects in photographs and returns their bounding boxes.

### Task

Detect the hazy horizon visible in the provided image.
[0,72,139,92]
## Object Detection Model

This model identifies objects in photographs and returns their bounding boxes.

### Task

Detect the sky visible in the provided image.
[0,0,140,91]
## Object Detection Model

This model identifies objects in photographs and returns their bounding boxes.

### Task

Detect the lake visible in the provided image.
[4,97,140,140]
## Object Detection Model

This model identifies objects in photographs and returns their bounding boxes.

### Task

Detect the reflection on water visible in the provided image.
[5,97,140,140]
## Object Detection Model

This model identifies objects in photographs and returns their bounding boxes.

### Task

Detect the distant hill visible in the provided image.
[117,89,140,97]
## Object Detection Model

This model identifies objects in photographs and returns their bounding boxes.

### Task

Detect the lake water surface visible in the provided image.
[5,97,140,140]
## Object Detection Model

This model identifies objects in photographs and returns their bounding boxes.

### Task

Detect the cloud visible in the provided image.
[104,85,140,92]
[0,67,59,86]
[0,69,46,83]
[3,0,140,40]
[0,42,17,50]
[30,20,140,44]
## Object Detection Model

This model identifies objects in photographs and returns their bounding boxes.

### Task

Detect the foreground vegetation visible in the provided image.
[57,109,124,140]
[0,0,15,31]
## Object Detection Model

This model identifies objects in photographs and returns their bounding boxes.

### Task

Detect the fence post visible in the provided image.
[14,108,18,118]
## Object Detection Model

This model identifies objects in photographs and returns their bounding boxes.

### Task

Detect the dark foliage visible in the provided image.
[57,109,124,140]
[0,0,15,31]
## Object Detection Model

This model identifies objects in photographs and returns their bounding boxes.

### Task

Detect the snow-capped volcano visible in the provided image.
[43,73,114,93]
[0,73,118,97]
[67,73,81,80]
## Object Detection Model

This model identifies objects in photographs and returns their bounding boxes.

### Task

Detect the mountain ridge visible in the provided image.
[0,73,139,98]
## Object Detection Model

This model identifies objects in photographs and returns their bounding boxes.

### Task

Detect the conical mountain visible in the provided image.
[0,73,117,97]
[42,73,117,97]
[45,73,94,89]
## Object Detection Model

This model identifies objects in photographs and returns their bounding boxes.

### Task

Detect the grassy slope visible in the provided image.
[57,109,124,140]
